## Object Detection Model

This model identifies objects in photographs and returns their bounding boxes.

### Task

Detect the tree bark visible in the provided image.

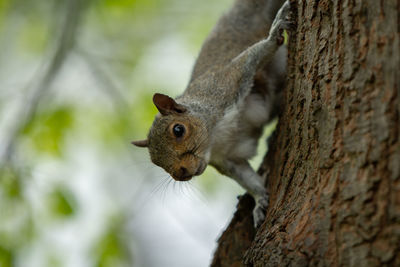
[212,0,400,266]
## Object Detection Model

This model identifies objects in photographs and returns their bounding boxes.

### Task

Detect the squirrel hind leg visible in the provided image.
[229,0,292,90]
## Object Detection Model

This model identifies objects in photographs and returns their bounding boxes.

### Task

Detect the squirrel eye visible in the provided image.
[172,124,185,138]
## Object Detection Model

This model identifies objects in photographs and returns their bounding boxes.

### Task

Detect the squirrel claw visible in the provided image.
[269,1,292,43]
[253,194,269,228]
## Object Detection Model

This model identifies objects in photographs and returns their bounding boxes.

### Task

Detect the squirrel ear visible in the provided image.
[131,139,148,148]
[153,93,186,115]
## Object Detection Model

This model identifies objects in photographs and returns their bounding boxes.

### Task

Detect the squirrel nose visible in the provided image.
[180,167,190,178]
[173,166,192,181]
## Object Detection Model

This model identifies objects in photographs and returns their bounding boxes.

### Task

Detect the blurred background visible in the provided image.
[0,0,273,266]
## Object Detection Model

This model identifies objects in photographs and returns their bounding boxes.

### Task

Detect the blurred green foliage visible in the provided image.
[18,16,49,54]
[92,216,132,267]
[0,0,236,265]
[22,107,74,157]
[0,167,22,198]
[0,168,34,266]
[0,245,13,267]
[47,186,77,218]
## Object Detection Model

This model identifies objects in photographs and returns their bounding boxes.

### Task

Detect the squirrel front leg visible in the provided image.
[212,160,268,227]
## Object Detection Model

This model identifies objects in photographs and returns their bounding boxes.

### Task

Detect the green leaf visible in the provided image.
[284,30,288,44]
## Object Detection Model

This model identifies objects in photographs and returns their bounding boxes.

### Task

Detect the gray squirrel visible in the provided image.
[132,0,292,227]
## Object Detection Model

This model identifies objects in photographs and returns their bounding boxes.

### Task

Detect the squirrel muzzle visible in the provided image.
[170,154,207,181]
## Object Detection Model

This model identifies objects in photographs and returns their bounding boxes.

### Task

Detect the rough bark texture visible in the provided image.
[212,0,400,266]
[211,194,256,267]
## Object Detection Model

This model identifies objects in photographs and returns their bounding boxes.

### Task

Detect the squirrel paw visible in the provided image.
[253,193,269,228]
[269,1,294,45]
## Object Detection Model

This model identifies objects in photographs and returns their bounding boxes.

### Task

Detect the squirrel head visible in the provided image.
[132,93,210,181]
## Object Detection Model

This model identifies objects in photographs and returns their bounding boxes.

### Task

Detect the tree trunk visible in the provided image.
[212,0,400,266]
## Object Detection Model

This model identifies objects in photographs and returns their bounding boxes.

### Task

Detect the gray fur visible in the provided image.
[135,0,292,227]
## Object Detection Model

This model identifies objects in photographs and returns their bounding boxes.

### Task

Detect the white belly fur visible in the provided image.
[210,92,273,164]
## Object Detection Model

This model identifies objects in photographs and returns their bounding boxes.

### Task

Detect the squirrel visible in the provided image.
[132,0,292,227]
